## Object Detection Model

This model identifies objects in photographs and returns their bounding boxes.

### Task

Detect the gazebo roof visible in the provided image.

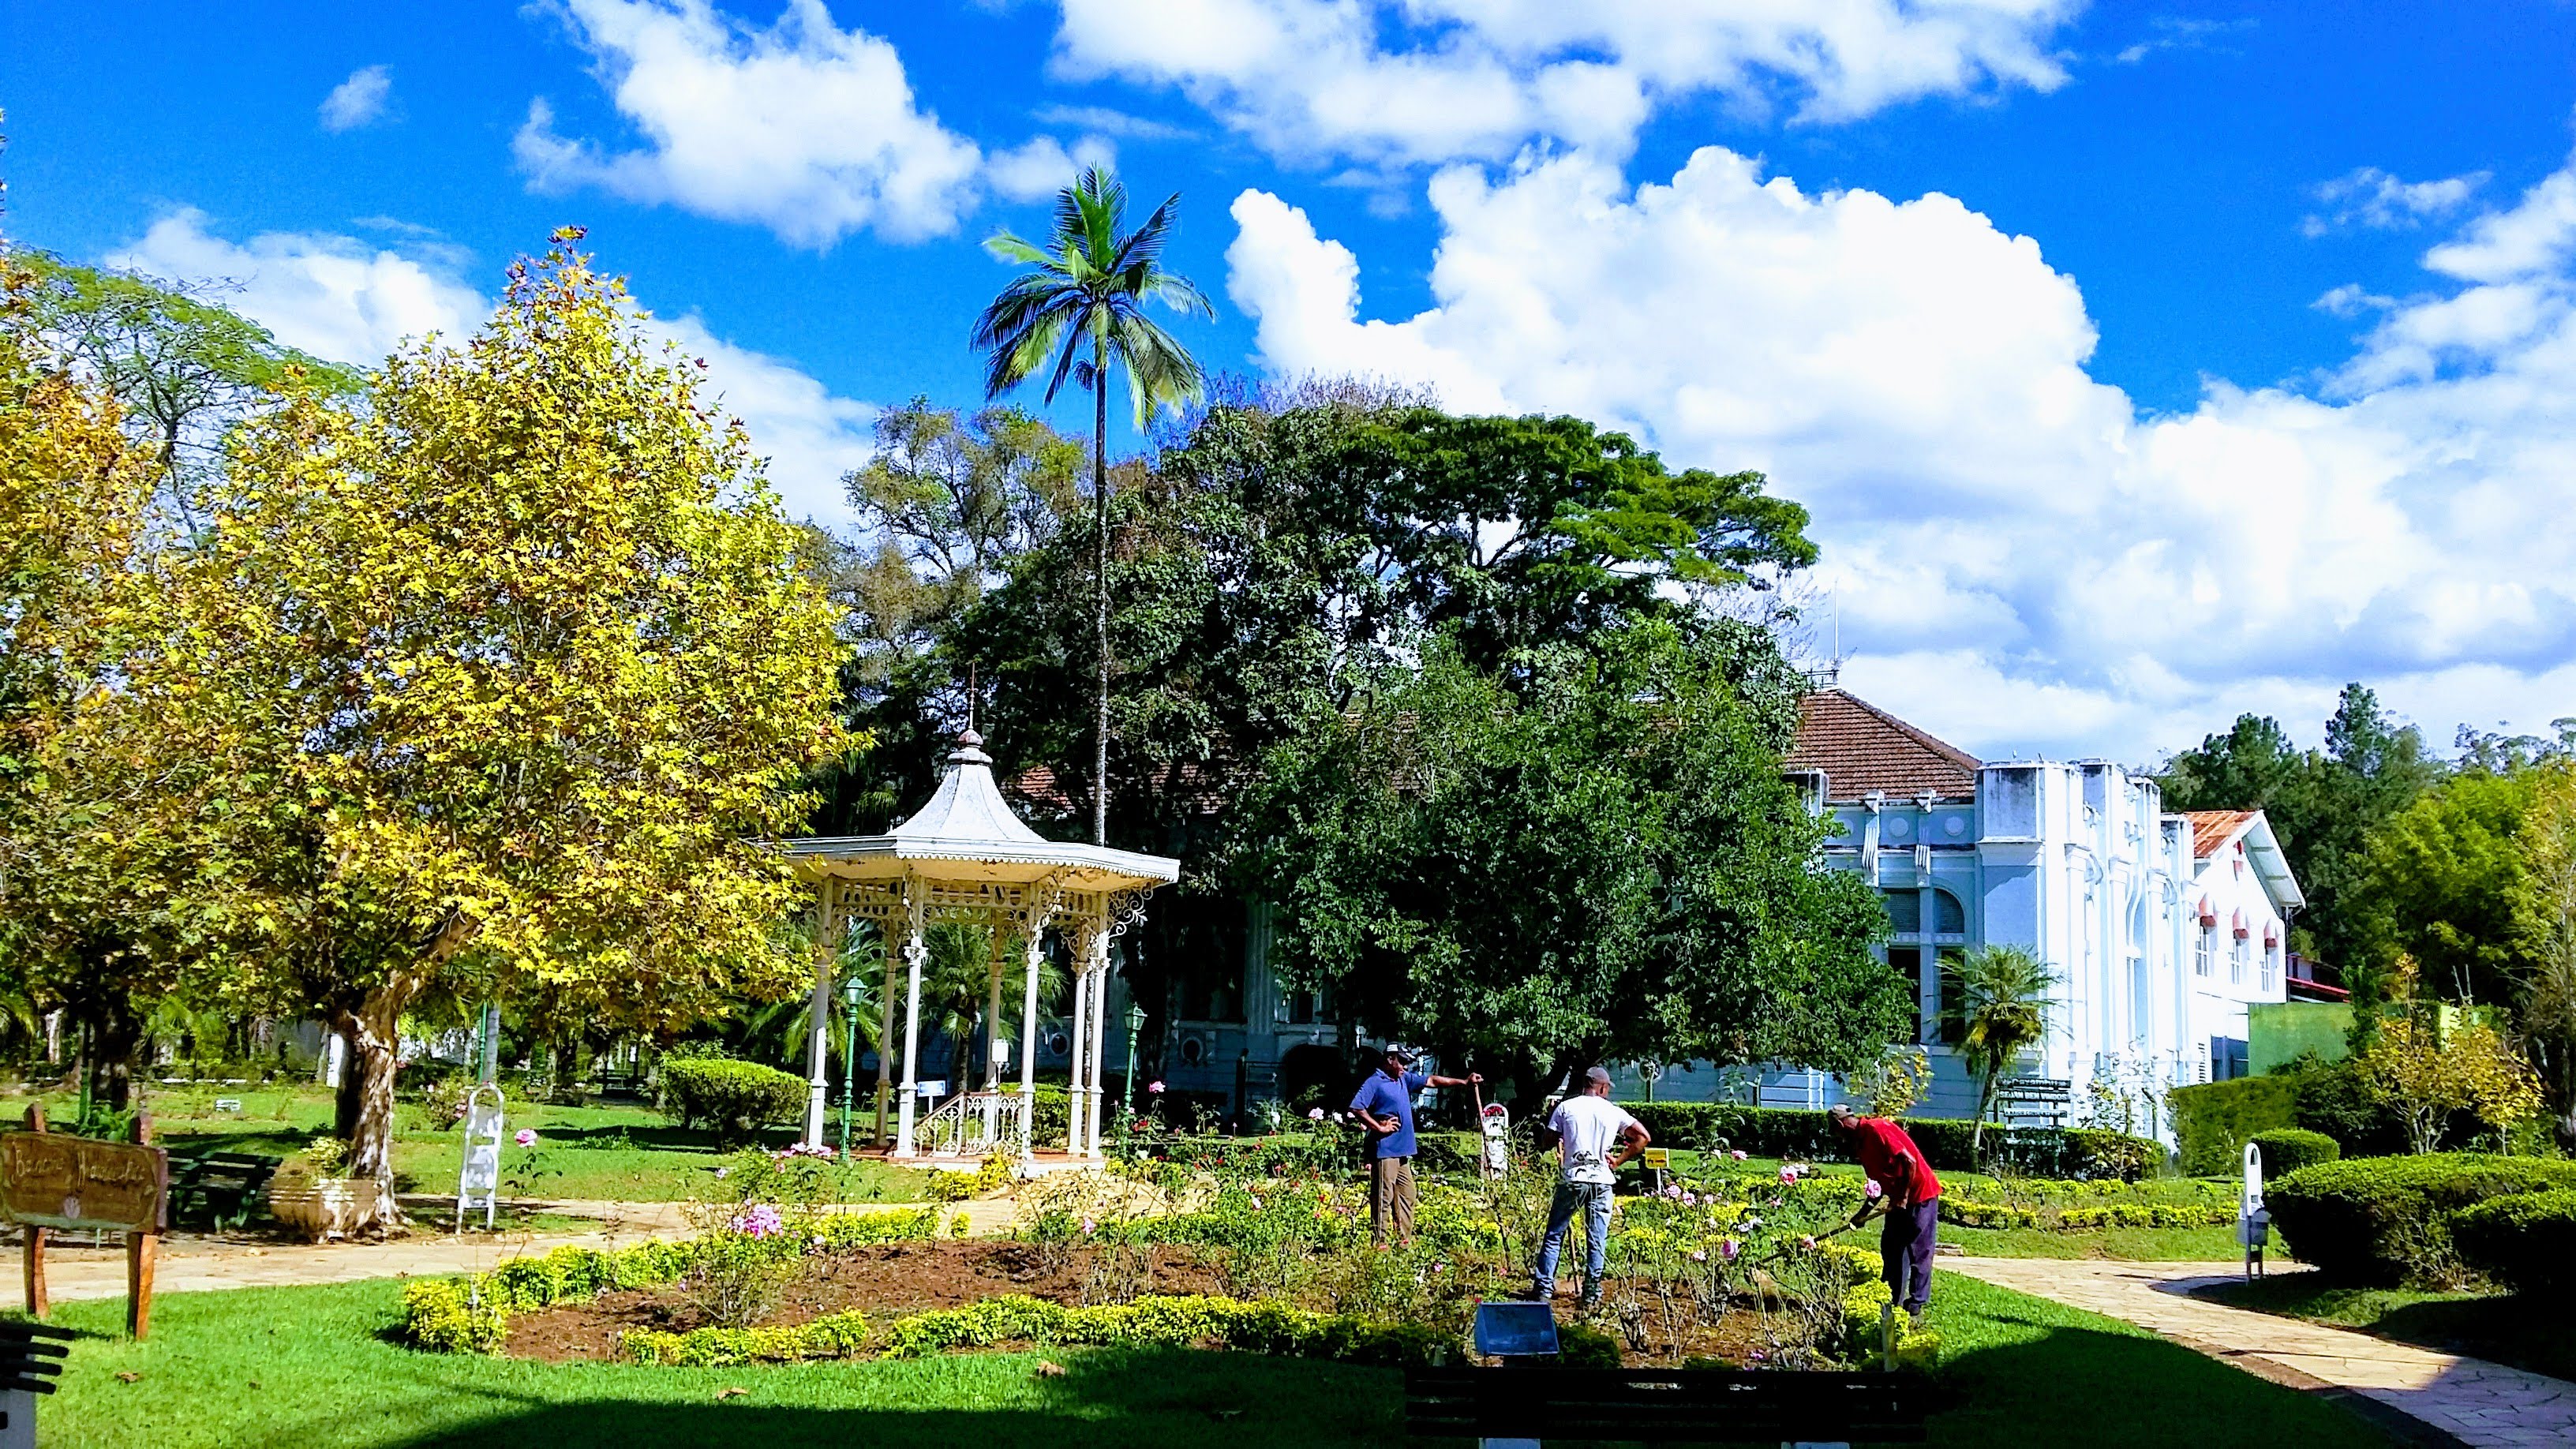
[782,731,1179,892]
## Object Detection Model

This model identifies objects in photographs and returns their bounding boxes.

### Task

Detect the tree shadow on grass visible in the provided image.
[361,1346,1407,1449]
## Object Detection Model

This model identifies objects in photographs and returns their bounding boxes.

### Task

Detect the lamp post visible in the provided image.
[840,970,864,1156]
[1123,1001,1145,1113]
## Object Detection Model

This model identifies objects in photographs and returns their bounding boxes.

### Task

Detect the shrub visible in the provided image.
[2061,1129,2157,1183]
[2448,1188,2576,1296]
[1554,1321,1622,1367]
[1618,1103,2149,1178]
[2166,1075,2302,1176]
[399,1279,507,1354]
[2266,1154,2576,1285]
[1413,1132,1484,1176]
[2247,1128,2340,1177]
[657,1058,809,1141]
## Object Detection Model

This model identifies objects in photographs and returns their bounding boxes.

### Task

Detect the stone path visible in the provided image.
[1946,1257,2576,1448]
[38,1194,1020,1303]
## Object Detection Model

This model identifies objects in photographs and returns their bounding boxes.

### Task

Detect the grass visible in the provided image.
[1932,1222,2262,1260]
[2200,1275,2573,1385]
[37,1088,930,1205]
[30,1269,2403,1449]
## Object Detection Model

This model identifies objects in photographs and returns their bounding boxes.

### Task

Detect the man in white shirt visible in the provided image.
[1526,1065,1649,1307]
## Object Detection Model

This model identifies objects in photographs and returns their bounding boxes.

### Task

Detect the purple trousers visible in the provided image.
[1881,1200,1938,1314]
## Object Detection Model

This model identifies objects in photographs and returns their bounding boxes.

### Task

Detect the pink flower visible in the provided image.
[1688,1249,1707,1262]
[1147,1081,1165,1094]
[1865,1180,1885,1200]
[1778,1166,1799,1185]
[1730,1150,1748,1161]
[1680,1192,1698,1207]
[1799,1234,1817,1249]
[1080,1217,1098,1237]
[514,1129,537,1148]
[1662,1183,1682,1200]
[1308,1107,1325,1120]
[729,1204,784,1239]
[1719,1239,1739,1260]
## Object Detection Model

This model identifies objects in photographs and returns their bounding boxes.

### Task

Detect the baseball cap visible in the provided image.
[1382,1043,1416,1063]
[1584,1065,1613,1088]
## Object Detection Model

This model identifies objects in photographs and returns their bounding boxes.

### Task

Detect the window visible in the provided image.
[2210,1036,2249,1080]
[2231,934,2248,986]
[2129,957,2149,1046]
[1888,947,1924,1041]
[1882,889,1922,936]
[2261,945,2278,993]
[1932,889,1965,936]
[2195,928,2213,977]
[1936,948,1968,1045]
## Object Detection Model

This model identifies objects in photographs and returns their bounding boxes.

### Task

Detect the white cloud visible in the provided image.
[2301,166,2487,238]
[1030,103,1197,143]
[1046,0,2079,167]
[106,210,874,526]
[320,65,394,132]
[1224,147,2576,760]
[516,0,984,245]
[987,134,1118,203]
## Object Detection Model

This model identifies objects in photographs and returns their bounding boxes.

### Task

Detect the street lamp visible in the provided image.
[840,969,864,1155]
[1124,1000,1146,1113]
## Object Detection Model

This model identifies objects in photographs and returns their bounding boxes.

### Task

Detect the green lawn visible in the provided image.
[2199,1275,2573,1385]
[58,1088,931,1204]
[31,1269,2402,1448]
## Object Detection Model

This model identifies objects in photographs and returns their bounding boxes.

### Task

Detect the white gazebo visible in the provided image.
[780,729,1178,1161]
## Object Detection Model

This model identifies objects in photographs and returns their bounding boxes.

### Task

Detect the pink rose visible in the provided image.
[1731,1149,1748,1161]
[1688,1249,1707,1262]
[1866,1180,1884,1200]
[1778,1166,1799,1184]
[1799,1234,1817,1249]
[514,1129,537,1148]
[1720,1238,1739,1260]
[1147,1081,1165,1094]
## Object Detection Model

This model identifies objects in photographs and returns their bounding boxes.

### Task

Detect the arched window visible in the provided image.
[1932,889,1965,936]
[2195,927,2213,977]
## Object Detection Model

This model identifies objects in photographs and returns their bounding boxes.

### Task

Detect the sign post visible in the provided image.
[0,1104,168,1338]
[456,1084,506,1233]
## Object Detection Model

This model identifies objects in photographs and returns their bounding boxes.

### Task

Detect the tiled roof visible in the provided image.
[1783,690,1981,803]
[2182,809,2257,858]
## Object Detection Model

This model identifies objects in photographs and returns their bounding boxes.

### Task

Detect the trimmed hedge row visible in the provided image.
[656,1058,810,1140]
[1938,1199,2235,1231]
[2167,1075,2302,1176]
[401,1208,949,1353]
[2448,1189,2576,1297]
[1619,1103,2158,1181]
[2265,1155,2576,1285]
[2248,1128,2340,1177]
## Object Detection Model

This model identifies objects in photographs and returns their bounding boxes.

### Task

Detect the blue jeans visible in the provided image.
[1533,1181,1613,1301]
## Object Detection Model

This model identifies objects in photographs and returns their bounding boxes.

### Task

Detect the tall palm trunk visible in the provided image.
[1091,333,1110,848]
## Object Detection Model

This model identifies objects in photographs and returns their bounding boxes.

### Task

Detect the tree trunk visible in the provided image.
[333,1028,364,1139]
[1091,344,1111,848]
[332,982,415,1204]
[90,1002,141,1114]
[1971,1074,1996,1163]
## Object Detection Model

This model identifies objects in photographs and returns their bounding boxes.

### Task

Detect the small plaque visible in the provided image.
[1473,1300,1561,1358]
[1641,1148,1670,1169]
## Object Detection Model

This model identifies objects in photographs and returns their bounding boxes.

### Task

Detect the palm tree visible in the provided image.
[1943,945,2055,1161]
[972,167,1212,844]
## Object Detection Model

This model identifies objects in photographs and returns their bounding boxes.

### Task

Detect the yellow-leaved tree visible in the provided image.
[2358,957,2544,1154]
[114,233,850,1191]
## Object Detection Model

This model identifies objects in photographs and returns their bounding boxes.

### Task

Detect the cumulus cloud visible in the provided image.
[1223,148,2576,759]
[320,65,394,132]
[2301,166,2487,238]
[987,134,1118,203]
[1046,0,2079,167]
[107,210,874,526]
[515,0,986,245]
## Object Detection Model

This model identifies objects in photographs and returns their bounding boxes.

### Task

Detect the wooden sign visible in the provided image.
[0,1131,167,1234]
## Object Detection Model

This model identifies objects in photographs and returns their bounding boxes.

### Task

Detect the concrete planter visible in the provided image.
[267,1178,385,1242]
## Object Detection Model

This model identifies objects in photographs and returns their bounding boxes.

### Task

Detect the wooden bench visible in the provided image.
[1405,1366,1934,1444]
[167,1150,281,1231]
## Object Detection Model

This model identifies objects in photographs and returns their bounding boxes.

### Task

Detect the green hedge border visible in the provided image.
[1619,1103,2158,1180]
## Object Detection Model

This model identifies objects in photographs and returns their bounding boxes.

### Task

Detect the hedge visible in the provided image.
[1938,1198,2234,1231]
[1619,1103,2158,1181]
[656,1058,811,1140]
[2447,1188,2576,1296]
[2265,1155,2576,1285]
[2247,1128,2339,1178]
[2166,1075,2302,1176]
[401,1209,947,1353]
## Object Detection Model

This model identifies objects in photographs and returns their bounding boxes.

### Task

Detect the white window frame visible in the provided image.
[2195,927,2213,977]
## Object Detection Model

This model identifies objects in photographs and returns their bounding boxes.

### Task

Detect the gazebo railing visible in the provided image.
[912,1090,1028,1159]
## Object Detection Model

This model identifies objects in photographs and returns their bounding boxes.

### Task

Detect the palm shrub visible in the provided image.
[1943,945,2054,1161]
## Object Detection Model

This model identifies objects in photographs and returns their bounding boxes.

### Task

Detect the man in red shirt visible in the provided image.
[1828,1104,1941,1320]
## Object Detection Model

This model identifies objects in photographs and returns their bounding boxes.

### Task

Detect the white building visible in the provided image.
[1625,689,2303,1139]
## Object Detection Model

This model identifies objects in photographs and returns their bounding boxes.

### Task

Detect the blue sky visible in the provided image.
[7,1,2576,764]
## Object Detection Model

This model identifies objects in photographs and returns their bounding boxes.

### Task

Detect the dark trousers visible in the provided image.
[1881,1200,1938,1315]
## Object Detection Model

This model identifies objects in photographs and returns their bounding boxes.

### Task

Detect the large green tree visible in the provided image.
[106,234,851,1190]
[973,167,1211,844]
[1236,616,1900,1104]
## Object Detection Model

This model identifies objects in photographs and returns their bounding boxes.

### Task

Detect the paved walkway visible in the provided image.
[1946,1257,2576,1448]
[39,1194,1020,1303]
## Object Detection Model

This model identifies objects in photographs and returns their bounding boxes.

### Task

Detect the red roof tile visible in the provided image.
[1783,690,1981,803]
[2182,809,2256,858]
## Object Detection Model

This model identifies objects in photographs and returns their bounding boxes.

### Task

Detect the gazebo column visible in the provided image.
[874,922,896,1148]
[1017,925,1043,1160]
[1065,934,1091,1156]
[983,935,1007,1091]
[894,886,928,1159]
[802,880,836,1148]
[1085,927,1112,1157]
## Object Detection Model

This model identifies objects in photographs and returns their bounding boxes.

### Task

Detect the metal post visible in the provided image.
[477,1003,500,1085]
[896,889,927,1159]
[1123,998,1144,1117]
[1019,927,1043,1160]
[1066,943,1091,1156]
[840,968,863,1157]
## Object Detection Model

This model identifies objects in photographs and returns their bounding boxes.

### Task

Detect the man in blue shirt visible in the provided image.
[1348,1045,1480,1246]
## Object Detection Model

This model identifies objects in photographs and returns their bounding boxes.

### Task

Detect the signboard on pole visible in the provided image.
[1478,1102,1511,1179]
[0,1133,166,1233]
[456,1085,505,1232]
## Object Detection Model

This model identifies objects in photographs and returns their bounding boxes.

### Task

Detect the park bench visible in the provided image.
[0,1319,74,1447]
[167,1148,282,1231]
[1405,1366,1933,1445]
